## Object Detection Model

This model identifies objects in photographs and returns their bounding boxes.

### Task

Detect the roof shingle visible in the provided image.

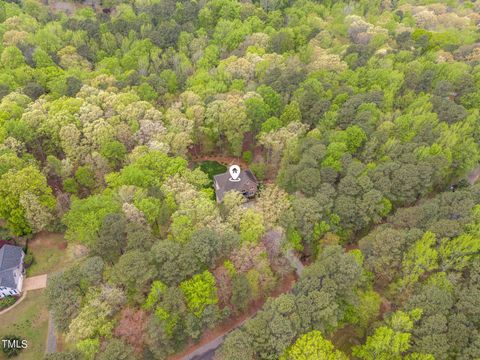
[0,245,24,289]
[213,169,258,202]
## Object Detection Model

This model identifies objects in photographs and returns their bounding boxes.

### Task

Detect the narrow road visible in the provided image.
[190,348,216,360]
[183,310,264,360]
[176,165,480,360]
[46,313,57,354]
[169,275,296,360]
[183,332,230,360]
[175,231,302,360]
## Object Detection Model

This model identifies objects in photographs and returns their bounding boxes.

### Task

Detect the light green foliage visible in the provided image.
[1,46,25,69]
[224,260,236,277]
[353,309,433,360]
[76,338,100,360]
[401,206,480,272]
[134,197,163,229]
[170,214,194,243]
[400,232,439,287]
[257,85,284,116]
[143,281,184,336]
[322,142,348,171]
[245,96,271,132]
[0,153,26,176]
[136,83,157,101]
[75,166,96,189]
[0,165,55,235]
[287,228,303,251]
[100,141,127,167]
[2,0,480,358]
[261,116,283,133]
[353,326,411,360]
[239,209,265,244]
[204,96,250,156]
[63,178,79,194]
[335,125,367,153]
[0,2,5,22]
[439,234,480,271]
[280,330,348,360]
[242,150,253,164]
[143,280,168,311]
[180,270,218,317]
[33,48,56,68]
[63,191,121,246]
[280,101,302,125]
[106,151,188,189]
[352,289,382,330]
[67,286,125,343]
[160,70,178,93]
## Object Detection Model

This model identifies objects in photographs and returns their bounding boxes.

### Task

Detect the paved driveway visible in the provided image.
[23,274,48,291]
[46,313,57,354]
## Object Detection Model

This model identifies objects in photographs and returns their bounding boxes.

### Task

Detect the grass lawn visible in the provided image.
[197,161,227,184]
[0,290,49,360]
[27,232,69,277]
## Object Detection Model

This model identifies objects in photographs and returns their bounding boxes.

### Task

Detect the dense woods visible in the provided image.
[1,0,480,358]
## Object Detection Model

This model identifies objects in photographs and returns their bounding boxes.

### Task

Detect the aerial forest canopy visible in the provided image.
[0,0,480,358]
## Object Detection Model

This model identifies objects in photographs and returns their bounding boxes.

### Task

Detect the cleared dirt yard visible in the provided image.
[26,232,69,277]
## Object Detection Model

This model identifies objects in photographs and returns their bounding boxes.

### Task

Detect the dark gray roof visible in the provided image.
[213,169,258,202]
[0,271,16,290]
[0,245,24,289]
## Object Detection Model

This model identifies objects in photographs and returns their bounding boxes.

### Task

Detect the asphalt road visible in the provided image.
[182,333,226,360]
[190,348,216,360]
[46,312,57,353]
[181,235,304,360]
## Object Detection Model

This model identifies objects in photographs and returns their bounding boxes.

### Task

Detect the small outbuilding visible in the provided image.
[213,168,258,203]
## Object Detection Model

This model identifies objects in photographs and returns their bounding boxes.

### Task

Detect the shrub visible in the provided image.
[250,162,266,181]
[63,178,79,194]
[0,296,16,310]
[23,251,34,268]
[1,335,24,357]
[242,151,253,164]
[75,166,95,189]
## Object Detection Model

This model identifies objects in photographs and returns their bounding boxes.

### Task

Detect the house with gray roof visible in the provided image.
[213,168,258,203]
[0,244,25,298]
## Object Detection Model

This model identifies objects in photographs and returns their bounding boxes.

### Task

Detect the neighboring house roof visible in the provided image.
[0,245,24,289]
[213,169,258,202]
